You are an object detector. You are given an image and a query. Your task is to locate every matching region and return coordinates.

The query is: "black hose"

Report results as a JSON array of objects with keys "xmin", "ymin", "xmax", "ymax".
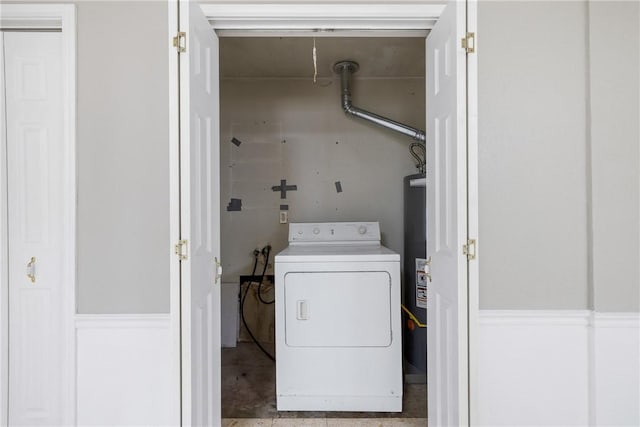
[
  {"xmin": 240, "ymin": 248, "xmax": 275, "ymax": 362},
  {"xmin": 256, "ymin": 246, "xmax": 275, "ymax": 305}
]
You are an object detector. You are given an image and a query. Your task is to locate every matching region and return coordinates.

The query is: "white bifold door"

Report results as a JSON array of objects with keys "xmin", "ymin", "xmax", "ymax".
[
  {"xmin": 173, "ymin": 1, "xmax": 475, "ymax": 425},
  {"xmin": 426, "ymin": 1, "xmax": 474, "ymax": 426},
  {"xmin": 2, "ymin": 31, "xmax": 70, "ymax": 426},
  {"xmin": 177, "ymin": 1, "xmax": 222, "ymax": 425}
]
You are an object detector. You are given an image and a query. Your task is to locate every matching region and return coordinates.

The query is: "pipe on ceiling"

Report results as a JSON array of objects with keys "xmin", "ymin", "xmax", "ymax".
[{"xmin": 333, "ymin": 60, "xmax": 426, "ymax": 143}]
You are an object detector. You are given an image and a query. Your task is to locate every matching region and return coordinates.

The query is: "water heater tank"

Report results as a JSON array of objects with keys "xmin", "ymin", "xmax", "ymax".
[{"xmin": 403, "ymin": 173, "xmax": 427, "ymax": 374}]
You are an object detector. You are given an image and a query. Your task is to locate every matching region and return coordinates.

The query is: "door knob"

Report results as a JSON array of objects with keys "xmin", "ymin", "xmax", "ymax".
[
  {"xmin": 214, "ymin": 257, "xmax": 222, "ymax": 284},
  {"xmin": 26, "ymin": 257, "xmax": 36, "ymax": 283}
]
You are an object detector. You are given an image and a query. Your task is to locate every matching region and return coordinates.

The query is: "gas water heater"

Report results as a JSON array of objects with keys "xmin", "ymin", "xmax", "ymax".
[{"xmin": 403, "ymin": 173, "xmax": 427, "ymax": 374}]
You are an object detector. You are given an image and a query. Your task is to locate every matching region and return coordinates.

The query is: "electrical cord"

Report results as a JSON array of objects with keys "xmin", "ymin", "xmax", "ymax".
[{"xmin": 240, "ymin": 247, "xmax": 275, "ymax": 362}]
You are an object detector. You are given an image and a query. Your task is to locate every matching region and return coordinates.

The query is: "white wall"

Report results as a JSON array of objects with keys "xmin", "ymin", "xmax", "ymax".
[
  {"xmin": 478, "ymin": 1, "xmax": 589, "ymax": 309},
  {"xmin": 76, "ymin": 1, "xmax": 170, "ymax": 313},
  {"xmin": 588, "ymin": 1, "xmax": 640, "ymax": 312},
  {"xmin": 220, "ymin": 77, "xmax": 424, "ymax": 280}
]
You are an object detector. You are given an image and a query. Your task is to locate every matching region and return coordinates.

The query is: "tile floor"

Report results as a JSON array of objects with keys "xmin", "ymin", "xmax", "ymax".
[
  {"xmin": 222, "ymin": 418, "xmax": 427, "ymax": 426},
  {"xmin": 222, "ymin": 343, "xmax": 427, "ymax": 426}
]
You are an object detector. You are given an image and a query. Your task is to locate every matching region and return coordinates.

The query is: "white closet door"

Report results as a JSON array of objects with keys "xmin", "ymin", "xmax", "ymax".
[
  {"xmin": 178, "ymin": 1, "xmax": 222, "ymax": 425},
  {"xmin": 426, "ymin": 1, "xmax": 470, "ymax": 425},
  {"xmin": 4, "ymin": 32, "xmax": 66, "ymax": 426}
]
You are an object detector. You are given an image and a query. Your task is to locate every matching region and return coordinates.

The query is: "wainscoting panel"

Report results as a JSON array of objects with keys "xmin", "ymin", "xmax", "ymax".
[
  {"xmin": 73, "ymin": 311, "xmax": 639, "ymax": 426},
  {"xmin": 592, "ymin": 313, "xmax": 640, "ymax": 426},
  {"xmin": 75, "ymin": 314, "xmax": 174, "ymax": 426},
  {"xmin": 477, "ymin": 310, "xmax": 591, "ymax": 426},
  {"xmin": 476, "ymin": 310, "xmax": 639, "ymax": 426}
]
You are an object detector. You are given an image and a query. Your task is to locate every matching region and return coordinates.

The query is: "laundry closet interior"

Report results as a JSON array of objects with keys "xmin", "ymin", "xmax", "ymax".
[{"xmin": 217, "ymin": 33, "xmax": 429, "ymax": 419}]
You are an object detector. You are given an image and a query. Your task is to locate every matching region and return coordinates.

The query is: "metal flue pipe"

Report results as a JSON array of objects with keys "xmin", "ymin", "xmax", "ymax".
[{"xmin": 333, "ymin": 60, "xmax": 426, "ymax": 143}]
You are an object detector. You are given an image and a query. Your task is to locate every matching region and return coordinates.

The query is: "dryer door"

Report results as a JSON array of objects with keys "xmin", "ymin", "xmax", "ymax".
[{"xmin": 284, "ymin": 271, "xmax": 392, "ymax": 347}]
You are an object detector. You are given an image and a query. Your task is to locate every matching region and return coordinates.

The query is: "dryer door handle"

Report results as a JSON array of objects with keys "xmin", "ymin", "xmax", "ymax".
[{"xmin": 296, "ymin": 300, "xmax": 309, "ymax": 320}]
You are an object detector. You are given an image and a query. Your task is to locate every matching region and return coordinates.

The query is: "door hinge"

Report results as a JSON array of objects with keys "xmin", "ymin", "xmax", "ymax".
[
  {"xmin": 461, "ymin": 32, "xmax": 475, "ymax": 53},
  {"xmin": 463, "ymin": 239, "xmax": 477, "ymax": 261},
  {"xmin": 175, "ymin": 239, "xmax": 188, "ymax": 260},
  {"xmin": 173, "ymin": 31, "xmax": 186, "ymax": 53}
]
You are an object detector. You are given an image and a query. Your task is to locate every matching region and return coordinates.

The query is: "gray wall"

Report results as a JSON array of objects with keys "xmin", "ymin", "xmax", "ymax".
[
  {"xmin": 220, "ymin": 77, "xmax": 424, "ymax": 281},
  {"xmin": 76, "ymin": 1, "xmax": 170, "ymax": 313},
  {"xmin": 14, "ymin": 1, "xmax": 637, "ymax": 313},
  {"xmin": 478, "ymin": 1, "xmax": 589, "ymax": 309},
  {"xmin": 588, "ymin": 1, "xmax": 640, "ymax": 312},
  {"xmin": 478, "ymin": 1, "xmax": 639, "ymax": 311}
]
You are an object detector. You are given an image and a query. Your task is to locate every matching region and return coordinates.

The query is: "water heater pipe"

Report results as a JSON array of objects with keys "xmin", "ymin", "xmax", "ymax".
[{"xmin": 333, "ymin": 60, "xmax": 426, "ymax": 143}]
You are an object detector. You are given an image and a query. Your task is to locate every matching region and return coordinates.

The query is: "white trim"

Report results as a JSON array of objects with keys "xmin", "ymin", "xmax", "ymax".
[
  {"xmin": 0, "ymin": 4, "xmax": 67, "ymax": 29},
  {"xmin": 466, "ymin": 0, "xmax": 479, "ymax": 425},
  {"xmin": 60, "ymin": 7, "xmax": 77, "ymax": 426},
  {"xmin": 167, "ymin": 2, "xmax": 182, "ymax": 427},
  {"xmin": 591, "ymin": 312, "xmax": 640, "ymax": 427},
  {"xmin": 479, "ymin": 309, "xmax": 592, "ymax": 325},
  {"xmin": 0, "ymin": 5, "xmax": 76, "ymax": 426},
  {"xmin": 215, "ymin": 29, "xmax": 429, "ymax": 37},
  {"xmin": 0, "ymin": 30, "xmax": 7, "ymax": 427},
  {"xmin": 169, "ymin": 4, "xmax": 481, "ymax": 426},
  {"xmin": 477, "ymin": 310, "xmax": 640, "ymax": 427},
  {"xmin": 75, "ymin": 314, "xmax": 171, "ymax": 329},
  {"xmin": 202, "ymin": 3, "xmax": 445, "ymax": 30},
  {"xmin": 592, "ymin": 312, "xmax": 640, "ymax": 328}
]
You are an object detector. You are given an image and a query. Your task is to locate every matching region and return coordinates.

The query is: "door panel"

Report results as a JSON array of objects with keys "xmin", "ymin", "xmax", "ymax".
[
  {"xmin": 4, "ymin": 32, "xmax": 65, "ymax": 426},
  {"xmin": 426, "ymin": 1, "xmax": 469, "ymax": 425},
  {"xmin": 178, "ymin": 1, "xmax": 221, "ymax": 425}
]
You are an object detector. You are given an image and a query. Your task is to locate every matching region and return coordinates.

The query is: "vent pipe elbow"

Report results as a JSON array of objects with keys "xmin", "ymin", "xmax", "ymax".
[{"xmin": 333, "ymin": 60, "xmax": 426, "ymax": 143}]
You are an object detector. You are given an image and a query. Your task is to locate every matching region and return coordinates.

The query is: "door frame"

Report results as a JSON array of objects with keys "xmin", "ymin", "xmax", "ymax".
[
  {"xmin": 168, "ymin": 1, "xmax": 478, "ymax": 423},
  {"xmin": 0, "ymin": 4, "xmax": 77, "ymax": 425}
]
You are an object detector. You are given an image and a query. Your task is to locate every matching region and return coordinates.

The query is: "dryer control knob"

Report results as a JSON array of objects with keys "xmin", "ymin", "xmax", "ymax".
[
  {"xmin": 313, "ymin": 227, "xmax": 320, "ymax": 235},
  {"xmin": 358, "ymin": 225, "xmax": 367, "ymax": 235}
]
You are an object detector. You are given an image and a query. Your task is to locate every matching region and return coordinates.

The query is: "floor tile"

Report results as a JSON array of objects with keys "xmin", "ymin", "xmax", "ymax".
[
  {"xmin": 327, "ymin": 418, "xmax": 427, "ymax": 427},
  {"xmin": 272, "ymin": 418, "xmax": 328, "ymax": 426},
  {"xmin": 222, "ymin": 418, "xmax": 273, "ymax": 427},
  {"xmin": 222, "ymin": 343, "xmax": 427, "ymax": 420},
  {"xmin": 386, "ymin": 419, "xmax": 428, "ymax": 427}
]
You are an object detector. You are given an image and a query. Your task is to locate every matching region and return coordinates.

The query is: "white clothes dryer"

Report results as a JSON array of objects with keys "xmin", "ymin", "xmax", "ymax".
[{"xmin": 275, "ymin": 222, "xmax": 402, "ymax": 412}]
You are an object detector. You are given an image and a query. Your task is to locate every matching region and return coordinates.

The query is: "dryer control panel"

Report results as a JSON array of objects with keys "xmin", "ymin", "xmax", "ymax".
[{"xmin": 288, "ymin": 222, "xmax": 381, "ymax": 244}]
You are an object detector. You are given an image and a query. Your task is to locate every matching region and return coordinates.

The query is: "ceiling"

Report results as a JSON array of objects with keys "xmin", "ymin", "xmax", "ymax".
[{"xmin": 219, "ymin": 37, "xmax": 425, "ymax": 79}]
